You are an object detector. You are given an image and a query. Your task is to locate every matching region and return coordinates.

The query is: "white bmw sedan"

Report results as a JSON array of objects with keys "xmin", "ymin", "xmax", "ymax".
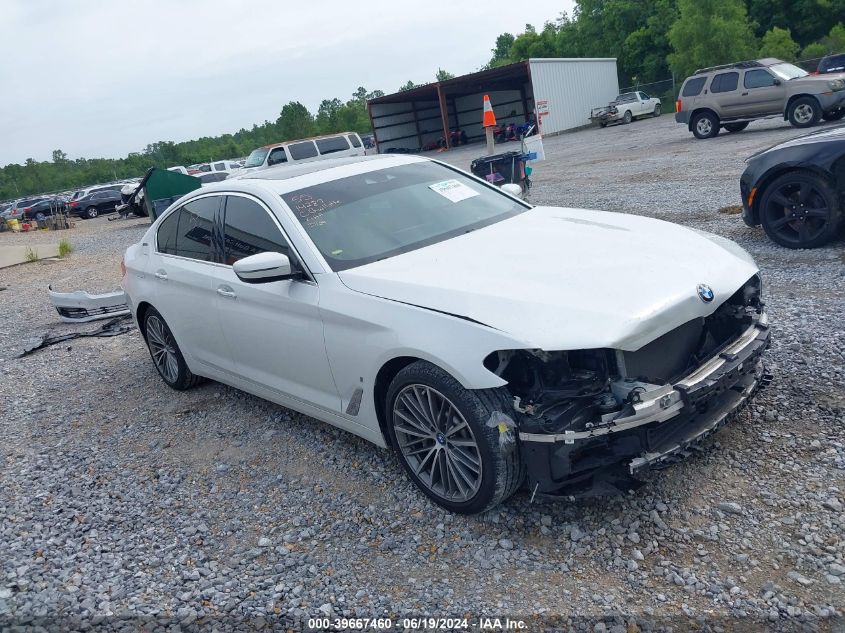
[{"xmin": 122, "ymin": 155, "xmax": 770, "ymax": 514}]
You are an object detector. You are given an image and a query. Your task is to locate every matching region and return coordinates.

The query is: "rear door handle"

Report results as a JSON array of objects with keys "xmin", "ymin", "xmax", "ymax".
[
  {"xmin": 216, "ymin": 286, "xmax": 236, "ymax": 299},
  {"xmin": 741, "ymin": 92, "xmax": 748, "ymax": 96},
  {"xmin": 154, "ymin": 270, "xmax": 168, "ymax": 281}
]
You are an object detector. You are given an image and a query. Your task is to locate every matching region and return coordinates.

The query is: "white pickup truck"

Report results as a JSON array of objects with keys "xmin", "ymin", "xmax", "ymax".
[{"xmin": 590, "ymin": 91, "xmax": 662, "ymax": 127}]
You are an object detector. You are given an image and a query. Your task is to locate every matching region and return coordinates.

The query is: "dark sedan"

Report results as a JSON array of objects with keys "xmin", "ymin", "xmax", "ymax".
[
  {"xmin": 67, "ymin": 189, "xmax": 122, "ymax": 219},
  {"xmin": 23, "ymin": 197, "xmax": 67, "ymax": 220},
  {"xmin": 740, "ymin": 126, "xmax": 845, "ymax": 248}
]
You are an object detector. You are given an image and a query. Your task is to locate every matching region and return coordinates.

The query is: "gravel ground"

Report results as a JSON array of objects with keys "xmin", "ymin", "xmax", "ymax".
[{"xmin": 1, "ymin": 115, "xmax": 843, "ymax": 632}]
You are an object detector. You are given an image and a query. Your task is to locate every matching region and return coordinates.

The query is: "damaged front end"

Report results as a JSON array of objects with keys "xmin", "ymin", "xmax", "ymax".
[{"xmin": 486, "ymin": 275, "xmax": 771, "ymax": 497}]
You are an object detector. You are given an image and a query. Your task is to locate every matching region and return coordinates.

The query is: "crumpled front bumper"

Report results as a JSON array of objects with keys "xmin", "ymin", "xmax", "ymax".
[
  {"xmin": 518, "ymin": 313, "xmax": 771, "ymax": 496},
  {"xmin": 48, "ymin": 285, "xmax": 130, "ymax": 322}
]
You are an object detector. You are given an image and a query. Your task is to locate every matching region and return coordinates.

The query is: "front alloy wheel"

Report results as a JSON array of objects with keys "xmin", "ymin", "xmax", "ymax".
[
  {"xmin": 759, "ymin": 171, "xmax": 841, "ymax": 248},
  {"xmin": 386, "ymin": 361, "xmax": 523, "ymax": 514},
  {"xmin": 393, "ymin": 384, "xmax": 483, "ymax": 503},
  {"xmin": 86, "ymin": 206, "xmax": 98, "ymax": 219},
  {"xmin": 788, "ymin": 97, "xmax": 821, "ymax": 128}
]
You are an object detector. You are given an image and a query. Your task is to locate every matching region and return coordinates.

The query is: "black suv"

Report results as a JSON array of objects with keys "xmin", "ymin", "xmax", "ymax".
[{"xmin": 818, "ymin": 54, "xmax": 845, "ymax": 75}]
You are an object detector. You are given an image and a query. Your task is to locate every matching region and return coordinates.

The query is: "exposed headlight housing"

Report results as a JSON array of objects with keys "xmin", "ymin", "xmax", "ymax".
[{"xmin": 827, "ymin": 78, "xmax": 845, "ymax": 91}]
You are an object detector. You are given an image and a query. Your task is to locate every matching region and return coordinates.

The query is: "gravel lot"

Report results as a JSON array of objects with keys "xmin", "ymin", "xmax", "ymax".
[{"xmin": 1, "ymin": 115, "xmax": 843, "ymax": 632}]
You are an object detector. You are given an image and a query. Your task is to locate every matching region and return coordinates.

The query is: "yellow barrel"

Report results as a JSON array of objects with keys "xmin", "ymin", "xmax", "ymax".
[{"xmin": 6, "ymin": 219, "xmax": 20, "ymax": 232}]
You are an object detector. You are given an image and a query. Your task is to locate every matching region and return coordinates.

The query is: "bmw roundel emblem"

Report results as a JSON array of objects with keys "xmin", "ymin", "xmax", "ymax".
[{"xmin": 697, "ymin": 284, "xmax": 715, "ymax": 303}]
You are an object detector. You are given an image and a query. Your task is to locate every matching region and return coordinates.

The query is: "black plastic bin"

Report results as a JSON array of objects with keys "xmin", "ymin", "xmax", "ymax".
[{"xmin": 470, "ymin": 151, "xmax": 528, "ymax": 189}]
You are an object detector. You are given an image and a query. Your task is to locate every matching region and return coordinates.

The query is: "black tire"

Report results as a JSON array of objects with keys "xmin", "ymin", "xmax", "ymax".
[
  {"xmin": 822, "ymin": 109, "xmax": 845, "ymax": 122},
  {"xmin": 85, "ymin": 206, "xmax": 98, "ymax": 219},
  {"xmin": 623, "ymin": 110, "xmax": 633, "ymax": 124},
  {"xmin": 724, "ymin": 122, "xmax": 749, "ymax": 133},
  {"xmin": 599, "ymin": 121, "xmax": 607, "ymax": 128},
  {"xmin": 692, "ymin": 111, "xmax": 719, "ymax": 139},
  {"xmin": 653, "ymin": 104, "xmax": 662, "ymax": 117},
  {"xmin": 759, "ymin": 171, "xmax": 842, "ymax": 249},
  {"xmin": 385, "ymin": 360, "xmax": 523, "ymax": 514},
  {"xmin": 142, "ymin": 307, "xmax": 204, "ymax": 390},
  {"xmin": 788, "ymin": 96, "xmax": 821, "ymax": 128}
]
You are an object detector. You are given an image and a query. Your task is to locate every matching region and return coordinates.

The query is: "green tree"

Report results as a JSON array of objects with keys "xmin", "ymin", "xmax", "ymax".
[
  {"xmin": 277, "ymin": 101, "xmax": 314, "ymax": 140},
  {"xmin": 398, "ymin": 80, "xmax": 417, "ymax": 92},
  {"xmin": 802, "ymin": 42, "xmax": 829, "ymax": 58},
  {"xmin": 435, "ymin": 68, "xmax": 455, "ymax": 81},
  {"xmin": 51, "ymin": 149, "xmax": 68, "ymax": 164},
  {"xmin": 759, "ymin": 26, "xmax": 800, "ymax": 61},
  {"xmin": 668, "ymin": 0, "xmax": 758, "ymax": 79},
  {"xmin": 488, "ymin": 32, "xmax": 516, "ymax": 67},
  {"xmin": 829, "ymin": 22, "xmax": 845, "ymax": 52}
]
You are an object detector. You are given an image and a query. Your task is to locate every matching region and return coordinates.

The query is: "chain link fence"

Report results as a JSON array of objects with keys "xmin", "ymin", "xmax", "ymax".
[{"xmin": 619, "ymin": 53, "xmax": 838, "ymax": 113}]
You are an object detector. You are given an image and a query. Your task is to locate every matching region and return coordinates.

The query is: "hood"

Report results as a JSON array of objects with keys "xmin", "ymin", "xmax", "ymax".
[
  {"xmin": 338, "ymin": 207, "xmax": 759, "ymax": 352},
  {"xmin": 748, "ymin": 124, "xmax": 845, "ymax": 161}
]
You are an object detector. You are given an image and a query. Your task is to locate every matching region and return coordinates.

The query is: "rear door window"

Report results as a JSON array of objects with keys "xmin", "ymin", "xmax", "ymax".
[
  {"xmin": 710, "ymin": 72, "xmax": 739, "ymax": 93},
  {"xmin": 157, "ymin": 196, "xmax": 220, "ymax": 261},
  {"xmin": 222, "ymin": 196, "xmax": 290, "ymax": 265},
  {"xmin": 157, "ymin": 209, "xmax": 181, "ymax": 255},
  {"xmin": 316, "ymin": 136, "xmax": 350, "ymax": 155},
  {"xmin": 744, "ymin": 69, "xmax": 776, "ymax": 89},
  {"xmin": 288, "ymin": 141, "xmax": 318, "ymax": 160},
  {"xmin": 347, "ymin": 134, "xmax": 362, "ymax": 148}
]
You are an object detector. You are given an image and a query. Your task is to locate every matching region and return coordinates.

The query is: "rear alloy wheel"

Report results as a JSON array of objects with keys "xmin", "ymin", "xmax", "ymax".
[
  {"xmin": 759, "ymin": 171, "xmax": 841, "ymax": 248},
  {"xmin": 724, "ymin": 122, "xmax": 749, "ymax": 133},
  {"xmin": 692, "ymin": 112, "xmax": 719, "ymax": 139},
  {"xmin": 143, "ymin": 308, "xmax": 204, "ymax": 390},
  {"xmin": 822, "ymin": 109, "xmax": 845, "ymax": 122},
  {"xmin": 623, "ymin": 110, "xmax": 633, "ymax": 124},
  {"xmin": 386, "ymin": 361, "xmax": 523, "ymax": 514},
  {"xmin": 85, "ymin": 206, "xmax": 98, "ymax": 219},
  {"xmin": 653, "ymin": 104, "xmax": 662, "ymax": 117},
  {"xmin": 788, "ymin": 97, "xmax": 821, "ymax": 128}
]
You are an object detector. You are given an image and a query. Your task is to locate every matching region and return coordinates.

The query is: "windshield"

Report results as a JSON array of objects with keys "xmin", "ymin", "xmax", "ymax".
[
  {"xmin": 281, "ymin": 161, "xmax": 528, "ymax": 272},
  {"xmin": 244, "ymin": 148, "xmax": 270, "ymax": 168},
  {"xmin": 769, "ymin": 62, "xmax": 808, "ymax": 81}
]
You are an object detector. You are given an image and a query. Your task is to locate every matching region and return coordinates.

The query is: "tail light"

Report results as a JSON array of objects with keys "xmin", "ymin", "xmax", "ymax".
[
  {"xmin": 120, "ymin": 256, "xmax": 126, "ymax": 278},
  {"xmin": 69, "ymin": 201, "xmax": 77, "ymax": 207},
  {"xmin": 23, "ymin": 207, "xmax": 31, "ymax": 212},
  {"xmin": 676, "ymin": 99, "xmax": 683, "ymax": 112}
]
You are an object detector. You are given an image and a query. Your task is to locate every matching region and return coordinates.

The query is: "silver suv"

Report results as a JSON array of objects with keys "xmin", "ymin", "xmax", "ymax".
[{"xmin": 675, "ymin": 58, "xmax": 845, "ymax": 139}]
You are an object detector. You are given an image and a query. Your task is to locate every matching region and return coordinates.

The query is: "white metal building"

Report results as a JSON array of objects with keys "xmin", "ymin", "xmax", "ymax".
[{"xmin": 367, "ymin": 58, "xmax": 619, "ymax": 153}]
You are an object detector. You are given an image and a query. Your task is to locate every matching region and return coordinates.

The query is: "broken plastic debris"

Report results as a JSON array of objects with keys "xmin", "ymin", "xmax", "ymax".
[{"xmin": 487, "ymin": 410, "xmax": 517, "ymax": 452}]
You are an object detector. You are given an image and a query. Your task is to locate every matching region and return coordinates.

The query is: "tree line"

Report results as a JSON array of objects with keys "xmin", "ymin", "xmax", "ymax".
[
  {"xmin": 0, "ymin": 87, "xmax": 387, "ymax": 202},
  {"xmin": 487, "ymin": 0, "xmax": 845, "ymax": 87},
  {"xmin": 4, "ymin": 0, "xmax": 844, "ymax": 201}
]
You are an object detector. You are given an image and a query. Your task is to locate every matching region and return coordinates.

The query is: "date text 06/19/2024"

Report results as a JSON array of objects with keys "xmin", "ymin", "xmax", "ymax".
[{"xmin": 306, "ymin": 617, "xmax": 528, "ymax": 630}]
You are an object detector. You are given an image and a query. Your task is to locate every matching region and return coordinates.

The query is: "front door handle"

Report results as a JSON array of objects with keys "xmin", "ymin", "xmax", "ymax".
[
  {"xmin": 154, "ymin": 270, "xmax": 168, "ymax": 281},
  {"xmin": 741, "ymin": 92, "xmax": 748, "ymax": 96},
  {"xmin": 216, "ymin": 286, "xmax": 237, "ymax": 299}
]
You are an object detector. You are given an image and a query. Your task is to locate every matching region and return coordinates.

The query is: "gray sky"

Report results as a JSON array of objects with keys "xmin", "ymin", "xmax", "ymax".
[{"xmin": 0, "ymin": 0, "xmax": 574, "ymax": 165}]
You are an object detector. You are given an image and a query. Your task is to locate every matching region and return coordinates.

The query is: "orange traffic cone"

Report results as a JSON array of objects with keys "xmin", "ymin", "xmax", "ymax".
[{"xmin": 482, "ymin": 95, "xmax": 496, "ymax": 127}]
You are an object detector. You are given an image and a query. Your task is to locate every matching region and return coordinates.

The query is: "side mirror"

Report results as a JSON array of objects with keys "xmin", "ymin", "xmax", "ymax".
[
  {"xmin": 773, "ymin": 79, "xmax": 781, "ymax": 86},
  {"xmin": 233, "ymin": 252, "xmax": 294, "ymax": 283}
]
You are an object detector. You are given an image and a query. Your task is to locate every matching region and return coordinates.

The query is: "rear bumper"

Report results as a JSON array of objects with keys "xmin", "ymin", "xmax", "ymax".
[
  {"xmin": 519, "ymin": 314, "xmax": 771, "ymax": 496},
  {"xmin": 675, "ymin": 111, "xmax": 690, "ymax": 125}
]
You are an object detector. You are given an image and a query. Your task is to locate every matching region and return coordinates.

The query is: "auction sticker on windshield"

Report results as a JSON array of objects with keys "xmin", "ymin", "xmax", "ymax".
[{"xmin": 429, "ymin": 179, "xmax": 480, "ymax": 203}]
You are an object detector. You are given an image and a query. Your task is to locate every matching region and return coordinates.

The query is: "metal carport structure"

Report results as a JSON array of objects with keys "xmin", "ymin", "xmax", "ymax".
[{"xmin": 367, "ymin": 58, "xmax": 618, "ymax": 153}]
